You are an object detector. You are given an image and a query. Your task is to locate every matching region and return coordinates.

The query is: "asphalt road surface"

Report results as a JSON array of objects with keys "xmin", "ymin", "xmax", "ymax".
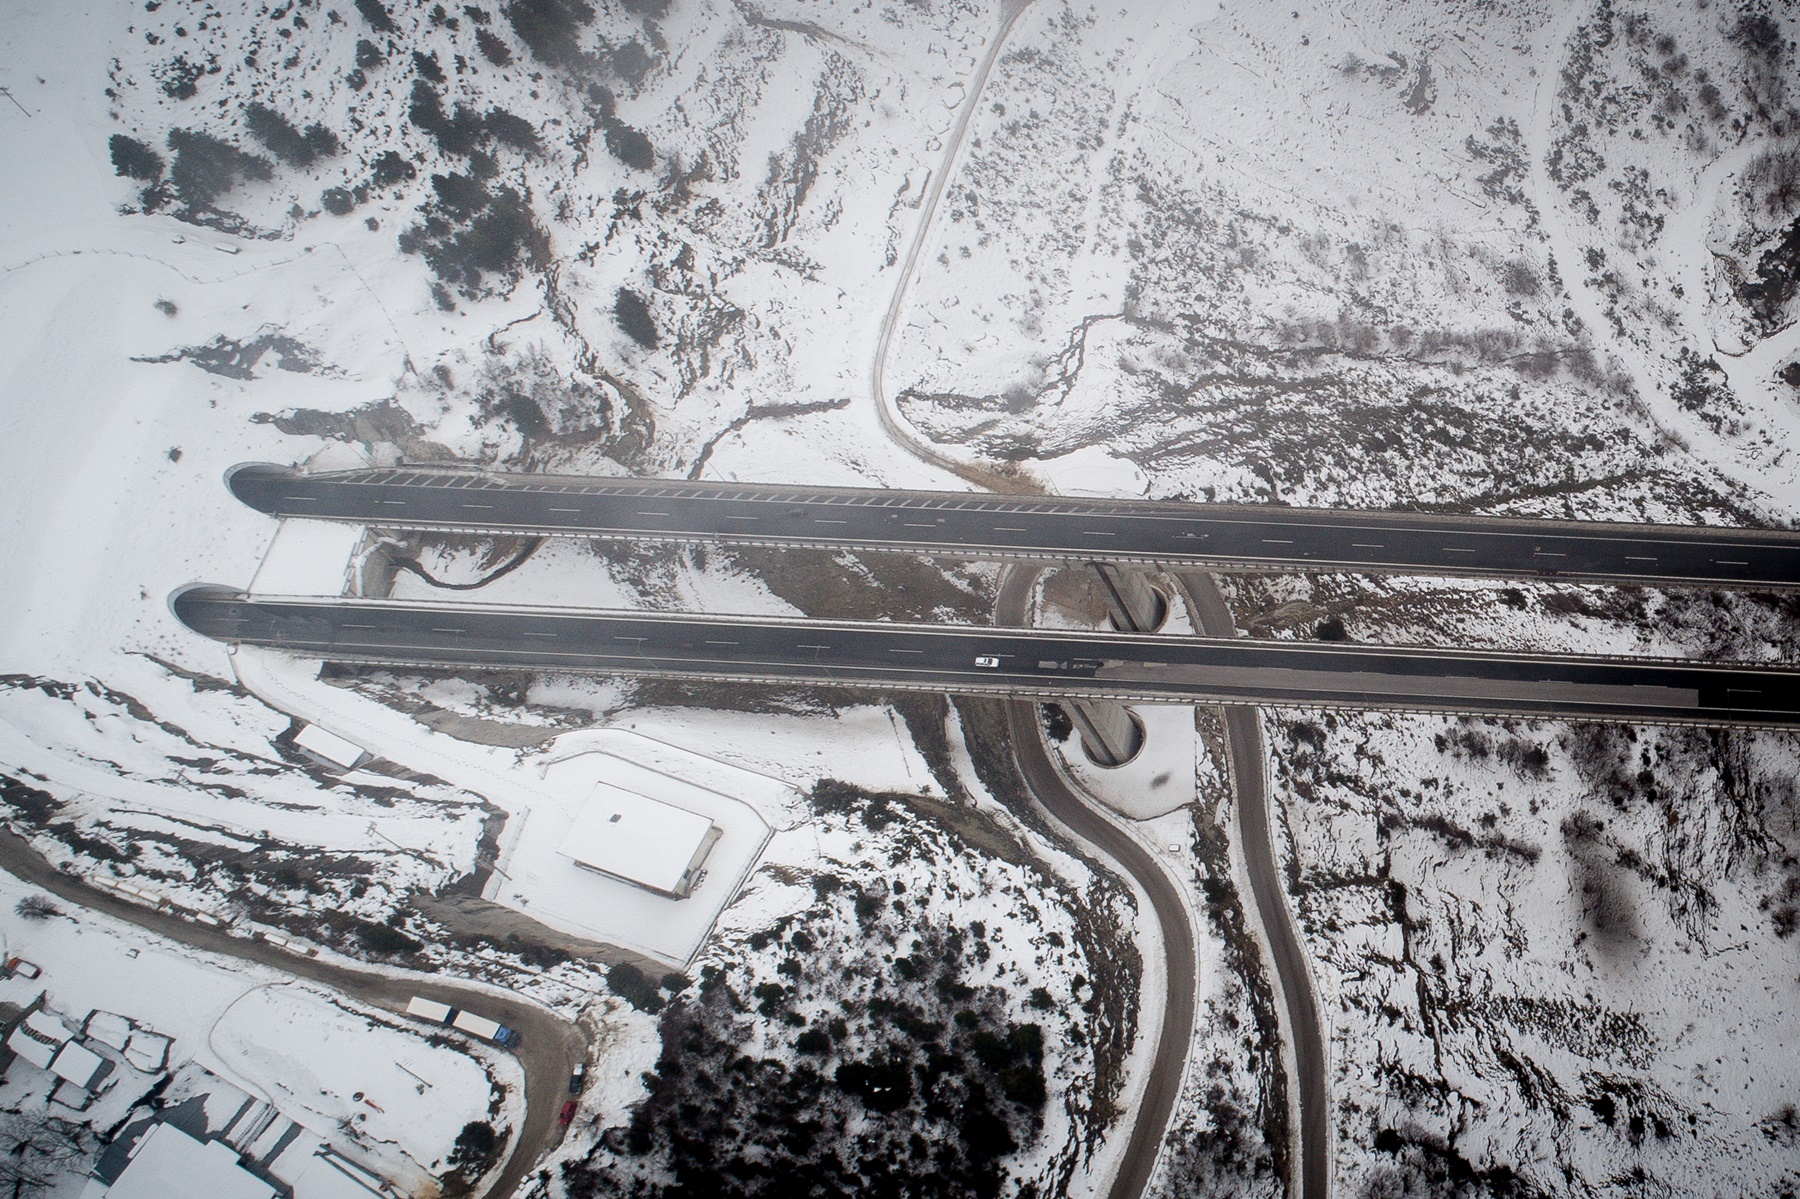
[
  {"xmin": 1177, "ymin": 572, "xmax": 1330, "ymax": 1199},
  {"xmin": 0, "ymin": 829, "xmax": 582, "ymax": 1199},
  {"xmin": 993, "ymin": 567, "xmax": 1195, "ymax": 1199},
  {"xmin": 229, "ymin": 463, "xmax": 1800, "ymax": 589},
  {"xmin": 174, "ymin": 585, "xmax": 1800, "ymax": 726}
]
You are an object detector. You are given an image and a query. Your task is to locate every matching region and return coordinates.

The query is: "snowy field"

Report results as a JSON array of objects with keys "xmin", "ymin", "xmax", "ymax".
[{"xmin": 2, "ymin": 0, "xmax": 1799, "ymax": 1195}]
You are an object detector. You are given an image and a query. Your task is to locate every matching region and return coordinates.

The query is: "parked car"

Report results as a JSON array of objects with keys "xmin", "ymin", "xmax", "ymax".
[
  {"xmin": 569, "ymin": 1063, "xmax": 587, "ymax": 1094},
  {"xmin": 558, "ymin": 1100, "xmax": 578, "ymax": 1126}
]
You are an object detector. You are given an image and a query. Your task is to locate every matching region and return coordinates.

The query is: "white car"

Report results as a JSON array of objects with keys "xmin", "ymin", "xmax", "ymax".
[{"xmin": 973, "ymin": 655, "xmax": 1002, "ymax": 668}]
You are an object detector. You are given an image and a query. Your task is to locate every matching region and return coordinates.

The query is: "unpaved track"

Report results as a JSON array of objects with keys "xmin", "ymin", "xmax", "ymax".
[
  {"xmin": 1175, "ymin": 572, "xmax": 1330, "ymax": 1199},
  {"xmin": 995, "ymin": 566, "xmax": 1196, "ymax": 1199},
  {"xmin": 872, "ymin": 0, "xmax": 1039, "ymax": 479},
  {"xmin": 0, "ymin": 829, "xmax": 582, "ymax": 1199}
]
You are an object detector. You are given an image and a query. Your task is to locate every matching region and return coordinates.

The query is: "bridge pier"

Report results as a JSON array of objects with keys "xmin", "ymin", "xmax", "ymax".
[
  {"xmin": 1090, "ymin": 562, "xmax": 1167, "ymax": 634},
  {"xmin": 1066, "ymin": 700, "xmax": 1145, "ymax": 768}
]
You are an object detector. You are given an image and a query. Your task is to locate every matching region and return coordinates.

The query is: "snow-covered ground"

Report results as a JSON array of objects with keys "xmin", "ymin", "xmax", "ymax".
[{"xmin": 6, "ymin": 0, "xmax": 1800, "ymax": 1194}]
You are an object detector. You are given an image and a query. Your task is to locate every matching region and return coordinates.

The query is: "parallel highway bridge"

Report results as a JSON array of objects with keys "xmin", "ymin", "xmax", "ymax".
[
  {"xmin": 226, "ymin": 463, "xmax": 1800, "ymax": 590},
  {"xmin": 172, "ymin": 586, "xmax": 1800, "ymax": 727}
]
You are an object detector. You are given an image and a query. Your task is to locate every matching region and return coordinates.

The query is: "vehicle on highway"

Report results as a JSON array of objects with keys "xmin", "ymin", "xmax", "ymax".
[
  {"xmin": 973, "ymin": 655, "xmax": 1001, "ymax": 668},
  {"xmin": 406, "ymin": 996, "xmax": 524, "ymax": 1048}
]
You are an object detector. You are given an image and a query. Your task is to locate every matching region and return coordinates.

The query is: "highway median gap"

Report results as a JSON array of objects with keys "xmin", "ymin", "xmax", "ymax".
[{"xmin": 171, "ymin": 585, "xmax": 1800, "ymax": 727}]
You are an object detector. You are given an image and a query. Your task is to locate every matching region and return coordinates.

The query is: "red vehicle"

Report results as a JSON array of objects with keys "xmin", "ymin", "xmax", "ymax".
[{"xmin": 558, "ymin": 1100, "xmax": 577, "ymax": 1126}]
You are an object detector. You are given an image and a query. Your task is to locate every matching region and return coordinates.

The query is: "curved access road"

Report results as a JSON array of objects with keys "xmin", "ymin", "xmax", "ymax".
[
  {"xmin": 1175, "ymin": 572, "xmax": 1330, "ymax": 1199},
  {"xmin": 227, "ymin": 463, "xmax": 1800, "ymax": 591},
  {"xmin": 993, "ymin": 565, "xmax": 1194, "ymax": 1199},
  {"xmin": 0, "ymin": 828, "xmax": 581, "ymax": 1199}
]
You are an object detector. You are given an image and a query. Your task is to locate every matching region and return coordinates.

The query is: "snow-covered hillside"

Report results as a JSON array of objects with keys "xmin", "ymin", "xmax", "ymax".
[{"xmin": 5, "ymin": 0, "xmax": 1800, "ymax": 1196}]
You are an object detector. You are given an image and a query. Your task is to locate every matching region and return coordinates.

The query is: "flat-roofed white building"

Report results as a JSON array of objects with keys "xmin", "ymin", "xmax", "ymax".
[
  {"xmin": 556, "ymin": 781, "xmax": 722, "ymax": 898},
  {"xmin": 103, "ymin": 1123, "xmax": 276, "ymax": 1199},
  {"xmin": 292, "ymin": 723, "xmax": 369, "ymax": 771}
]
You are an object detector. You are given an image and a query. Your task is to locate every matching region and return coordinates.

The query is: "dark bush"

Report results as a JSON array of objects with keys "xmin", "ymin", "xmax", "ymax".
[
  {"xmin": 244, "ymin": 103, "xmax": 339, "ymax": 167},
  {"xmin": 354, "ymin": 0, "xmax": 396, "ymax": 32},
  {"xmin": 431, "ymin": 171, "xmax": 491, "ymax": 215},
  {"xmin": 476, "ymin": 27, "xmax": 513, "ymax": 65},
  {"xmin": 613, "ymin": 287, "xmax": 658, "ymax": 348},
  {"xmin": 607, "ymin": 962, "xmax": 666, "ymax": 1012},
  {"xmin": 370, "ymin": 149, "xmax": 416, "ymax": 187},
  {"xmin": 1, "ymin": 775, "xmax": 61, "ymax": 826},
  {"xmin": 110, "ymin": 134, "xmax": 164, "ymax": 181},
  {"xmin": 355, "ymin": 38, "xmax": 385, "ymax": 69},
  {"xmin": 506, "ymin": 0, "xmax": 596, "ymax": 70},
  {"xmin": 971, "ymin": 1023, "xmax": 1046, "ymax": 1109},
  {"xmin": 1314, "ymin": 616, "xmax": 1347, "ymax": 641},
  {"xmin": 412, "ymin": 50, "xmax": 446, "ymax": 83},
  {"xmin": 321, "ymin": 187, "xmax": 355, "ymax": 215},
  {"xmin": 449, "ymin": 1121, "xmax": 498, "ymax": 1168},
  {"xmin": 603, "ymin": 118, "xmax": 654, "ymax": 170},
  {"xmin": 484, "ymin": 108, "xmax": 540, "ymax": 153},
  {"xmin": 409, "ymin": 81, "xmax": 486, "ymax": 157},
  {"xmin": 794, "ymin": 1026, "xmax": 831, "ymax": 1055},
  {"xmin": 351, "ymin": 916, "xmax": 421, "ymax": 955},
  {"xmin": 403, "ymin": 184, "xmax": 542, "ymax": 291},
  {"xmin": 165, "ymin": 128, "xmax": 271, "ymax": 207},
  {"xmin": 835, "ymin": 1057, "xmax": 913, "ymax": 1113},
  {"xmin": 1041, "ymin": 702, "xmax": 1072, "ymax": 742}
]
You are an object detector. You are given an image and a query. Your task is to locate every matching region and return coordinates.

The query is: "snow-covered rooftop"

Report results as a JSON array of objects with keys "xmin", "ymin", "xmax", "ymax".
[
  {"xmin": 107, "ymin": 1123, "xmax": 275, "ymax": 1199},
  {"xmin": 557, "ymin": 781, "xmax": 721, "ymax": 899},
  {"xmin": 7, "ymin": 1009, "xmax": 72, "ymax": 1069},
  {"xmin": 292, "ymin": 723, "xmax": 368, "ymax": 771},
  {"xmin": 49, "ymin": 1040, "xmax": 108, "ymax": 1090}
]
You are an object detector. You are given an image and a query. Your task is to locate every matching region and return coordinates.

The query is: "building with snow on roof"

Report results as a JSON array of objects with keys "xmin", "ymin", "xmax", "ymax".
[{"xmin": 556, "ymin": 780, "xmax": 722, "ymax": 899}]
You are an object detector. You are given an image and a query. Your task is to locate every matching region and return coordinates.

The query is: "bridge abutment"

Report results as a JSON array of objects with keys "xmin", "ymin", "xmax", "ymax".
[{"xmin": 1090, "ymin": 562, "xmax": 1167, "ymax": 634}]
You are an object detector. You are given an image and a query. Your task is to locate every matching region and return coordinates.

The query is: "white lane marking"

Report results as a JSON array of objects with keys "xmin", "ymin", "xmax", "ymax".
[{"xmin": 1352, "ymin": 543, "xmax": 1384, "ymax": 549}]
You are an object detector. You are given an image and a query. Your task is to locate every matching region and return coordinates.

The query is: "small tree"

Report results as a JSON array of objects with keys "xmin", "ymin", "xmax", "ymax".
[
  {"xmin": 109, "ymin": 135, "xmax": 164, "ymax": 181},
  {"xmin": 15, "ymin": 895, "xmax": 58, "ymax": 921}
]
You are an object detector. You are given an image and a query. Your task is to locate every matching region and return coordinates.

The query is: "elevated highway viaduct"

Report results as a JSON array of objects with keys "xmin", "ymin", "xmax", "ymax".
[
  {"xmin": 227, "ymin": 462, "xmax": 1800, "ymax": 591},
  {"xmin": 172, "ymin": 586, "xmax": 1800, "ymax": 728}
]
